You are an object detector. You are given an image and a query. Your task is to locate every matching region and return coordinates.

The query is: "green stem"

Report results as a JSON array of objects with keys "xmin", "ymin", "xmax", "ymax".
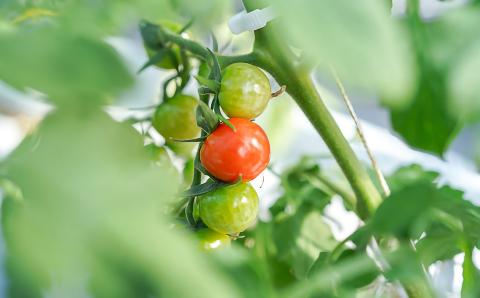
[{"xmin": 241, "ymin": 0, "xmax": 382, "ymax": 219}]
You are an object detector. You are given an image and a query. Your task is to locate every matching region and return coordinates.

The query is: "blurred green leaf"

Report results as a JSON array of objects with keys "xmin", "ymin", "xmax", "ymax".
[
  {"xmin": 449, "ymin": 41, "xmax": 480, "ymax": 122},
  {"xmin": 390, "ymin": 74, "xmax": 459, "ymax": 156},
  {"xmin": 461, "ymin": 241, "xmax": 480, "ymax": 298},
  {"xmin": 386, "ymin": 164, "xmax": 438, "ymax": 192},
  {"xmin": 270, "ymin": 157, "xmax": 335, "ymax": 217},
  {"xmin": 273, "ymin": 208, "xmax": 337, "ymax": 279},
  {"xmin": 272, "ymin": 0, "xmax": 416, "ymax": 104},
  {"xmin": 2, "ymin": 108, "xmax": 239, "ymax": 298},
  {"xmin": 212, "ymin": 246, "xmax": 274, "ymax": 298},
  {"xmin": 0, "ymin": 28, "xmax": 133, "ymax": 106},
  {"xmin": 416, "ymin": 227, "xmax": 461, "ymax": 266},
  {"xmin": 181, "ymin": 179, "xmax": 229, "ymax": 197},
  {"xmin": 371, "ymin": 165, "xmax": 480, "ymax": 247},
  {"xmin": 385, "ymin": 247, "xmax": 435, "ymax": 297},
  {"xmin": 388, "ymin": 7, "xmax": 480, "ymax": 155},
  {"xmin": 370, "ymin": 182, "xmax": 435, "ymax": 237}
]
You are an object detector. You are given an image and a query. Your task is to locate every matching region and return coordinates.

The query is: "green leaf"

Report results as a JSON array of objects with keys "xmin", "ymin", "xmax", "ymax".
[
  {"xmin": 449, "ymin": 41, "xmax": 480, "ymax": 122},
  {"xmin": 172, "ymin": 137, "xmax": 207, "ymax": 143},
  {"xmin": 179, "ymin": 19, "xmax": 194, "ymax": 34},
  {"xmin": 137, "ymin": 49, "xmax": 168, "ymax": 73},
  {"xmin": 386, "ymin": 8, "xmax": 480, "ymax": 155},
  {"xmin": 272, "ymin": 0, "xmax": 416, "ymax": 103},
  {"xmin": 461, "ymin": 241, "xmax": 480, "ymax": 298},
  {"xmin": 207, "ymin": 48, "xmax": 221, "ymax": 82},
  {"xmin": 1, "ymin": 108, "xmax": 239, "ymax": 298},
  {"xmin": 195, "ymin": 75, "xmax": 220, "ymax": 93},
  {"xmin": 181, "ymin": 179, "xmax": 228, "ymax": 198},
  {"xmin": 273, "ymin": 208, "xmax": 337, "ymax": 279},
  {"xmin": 390, "ymin": 74, "xmax": 460, "ymax": 156},
  {"xmin": 270, "ymin": 156, "xmax": 334, "ymax": 216},
  {"xmin": 0, "ymin": 28, "xmax": 133, "ymax": 106},
  {"xmin": 387, "ymin": 164, "xmax": 439, "ymax": 192},
  {"xmin": 217, "ymin": 114, "xmax": 237, "ymax": 132},
  {"xmin": 335, "ymin": 249, "xmax": 380, "ymax": 289},
  {"xmin": 210, "ymin": 31, "xmax": 219, "ymax": 52},
  {"xmin": 195, "ymin": 100, "xmax": 219, "ymax": 134},
  {"xmin": 0, "ymin": 178, "xmax": 23, "ymax": 202},
  {"xmin": 416, "ymin": 228, "xmax": 461, "ymax": 266},
  {"xmin": 370, "ymin": 182, "xmax": 435, "ymax": 237},
  {"xmin": 371, "ymin": 165, "xmax": 480, "ymax": 245}
]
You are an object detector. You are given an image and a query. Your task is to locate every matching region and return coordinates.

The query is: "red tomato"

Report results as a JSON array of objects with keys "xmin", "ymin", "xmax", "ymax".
[{"xmin": 200, "ymin": 118, "xmax": 270, "ymax": 182}]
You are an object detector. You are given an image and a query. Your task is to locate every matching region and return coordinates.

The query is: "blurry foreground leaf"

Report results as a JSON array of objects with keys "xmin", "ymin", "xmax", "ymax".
[
  {"xmin": 2, "ymin": 109, "xmax": 239, "ymax": 298},
  {"xmin": 272, "ymin": 0, "xmax": 415, "ymax": 104},
  {"xmin": 0, "ymin": 28, "xmax": 133, "ymax": 106}
]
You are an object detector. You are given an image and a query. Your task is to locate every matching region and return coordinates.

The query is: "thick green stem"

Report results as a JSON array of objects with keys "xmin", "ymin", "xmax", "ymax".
[{"xmin": 274, "ymin": 67, "xmax": 382, "ymax": 219}]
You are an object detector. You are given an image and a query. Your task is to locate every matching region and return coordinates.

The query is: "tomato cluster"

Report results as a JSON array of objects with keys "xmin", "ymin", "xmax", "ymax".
[
  {"xmin": 143, "ymin": 22, "xmax": 271, "ymax": 250},
  {"xmin": 197, "ymin": 63, "xmax": 271, "ymax": 238}
]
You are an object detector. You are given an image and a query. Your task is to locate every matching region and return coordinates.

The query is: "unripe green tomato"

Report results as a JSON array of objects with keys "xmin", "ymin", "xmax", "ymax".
[
  {"xmin": 196, "ymin": 228, "xmax": 231, "ymax": 251},
  {"xmin": 197, "ymin": 182, "xmax": 259, "ymax": 235},
  {"xmin": 145, "ymin": 143, "xmax": 170, "ymax": 164},
  {"xmin": 165, "ymin": 141, "xmax": 196, "ymax": 158},
  {"xmin": 152, "ymin": 94, "xmax": 200, "ymax": 157},
  {"xmin": 219, "ymin": 63, "xmax": 271, "ymax": 119},
  {"xmin": 144, "ymin": 144, "xmax": 179, "ymax": 177},
  {"xmin": 145, "ymin": 20, "xmax": 189, "ymax": 69}
]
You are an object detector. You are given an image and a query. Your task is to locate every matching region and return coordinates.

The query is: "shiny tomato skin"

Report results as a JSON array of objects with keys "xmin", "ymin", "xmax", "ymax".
[
  {"xmin": 219, "ymin": 63, "xmax": 271, "ymax": 119},
  {"xmin": 196, "ymin": 228, "xmax": 231, "ymax": 251},
  {"xmin": 200, "ymin": 118, "xmax": 270, "ymax": 182},
  {"xmin": 198, "ymin": 182, "xmax": 259, "ymax": 235}
]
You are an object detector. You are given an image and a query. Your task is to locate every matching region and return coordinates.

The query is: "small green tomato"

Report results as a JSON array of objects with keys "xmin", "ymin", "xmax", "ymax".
[
  {"xmin": 197, "ymin": 182, "xmax": 259, "ymax": 235},
  {"xmin": 219, "ymin": 63, "xmax": 271, "ymax": 119},
  {"xmin": 196, "ymin": 229, "xmax": 231, "ymax": 251},
  {"xmin": 152, "ymin": 94, "xmax": 200, "ymax": 157}
]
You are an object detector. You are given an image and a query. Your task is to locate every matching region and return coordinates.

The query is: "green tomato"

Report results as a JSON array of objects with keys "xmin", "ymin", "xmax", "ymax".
[
  {"xmin": 219, "ymin": 63, "xmax": 271, "ymax": 119},
  {"xmin": 197, "ymin": 182, "xmax": 259, "ymax": 235},
  {"xmin": 165, "ymin": 141, "xmax": 196, "ymax": 158},
  {"xmin": 145, "ymin": 143, "xmax": 170, "ymax": 163},
  {"xmin": 152, "ymin": 94, "xmax": 199, "ymax": 139},
  {"xmin": 196, "ymin": 228, "xmax": 231, "ymax": 251},
  {"xmin": 145, "ymin": 20, "xmax": 189, "ymax": 70},
  {"xmin": 152, "ymin": 94, "xmax": 200, "ymax": 157}
]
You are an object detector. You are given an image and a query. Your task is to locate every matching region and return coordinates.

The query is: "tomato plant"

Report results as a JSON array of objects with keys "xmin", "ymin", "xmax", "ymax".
[{"xmin": 1, "ymin": 1, "xmax": 480, "ymax": 298}]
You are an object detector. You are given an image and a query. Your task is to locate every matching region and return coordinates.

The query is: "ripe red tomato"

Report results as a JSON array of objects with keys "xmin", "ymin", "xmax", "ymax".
[{"xmin": 200, "ymin": 118, "xmax": 270, "ymax": 182}]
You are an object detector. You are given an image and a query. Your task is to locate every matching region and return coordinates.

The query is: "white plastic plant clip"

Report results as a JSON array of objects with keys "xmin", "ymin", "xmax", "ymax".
[{"xmin": 228, "ymin": 6, "xmax": 276, "ymax": 35}]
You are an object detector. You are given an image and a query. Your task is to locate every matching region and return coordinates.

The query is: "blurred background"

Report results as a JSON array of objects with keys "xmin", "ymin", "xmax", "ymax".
[{"xmin": 1, "ymin": 0, "xmax": 480, "ymax": 297}]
